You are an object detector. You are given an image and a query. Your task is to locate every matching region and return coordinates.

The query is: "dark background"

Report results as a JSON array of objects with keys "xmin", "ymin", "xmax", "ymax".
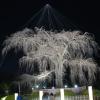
[
  {"xmin": 0, "ymin": 0, "xmax": 100, "ymax": 41},
  {"xmin": 0, "ymin": 0, "xmax": 100, "ymax": 84}
]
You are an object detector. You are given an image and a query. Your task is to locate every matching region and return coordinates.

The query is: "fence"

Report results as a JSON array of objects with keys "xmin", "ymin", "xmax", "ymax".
[
  {"xmin": 64, "ymin": 95, "xmax": 89, "ymax": 100},
  {"xmin": 64, "ymin": 96, "xmax": 100, "ymax": 100},
  {"xmin": 14, "ymin": 86, "xmax": 100, "ymax": 100},
  {"xmin": 61, "ymin": 96, "xmax": 100, "ymax": 100},
  {"xmin": 21, "ymin": 95, "xmax": 100, "ymax": 100},
  {"xmin": 93, "ymin": 96, "xmax": 100, "ymax": 100}
]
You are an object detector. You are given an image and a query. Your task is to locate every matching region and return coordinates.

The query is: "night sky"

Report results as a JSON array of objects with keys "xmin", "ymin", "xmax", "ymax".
[{"xmin": 0, "ymin": 0, "xmax": 100, "ymax": 82}]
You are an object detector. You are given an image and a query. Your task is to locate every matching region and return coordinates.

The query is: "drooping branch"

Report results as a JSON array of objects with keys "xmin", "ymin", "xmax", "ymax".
[{"xmin": 2, "ymin": 28, "xmax": 99, "ymax": 87}]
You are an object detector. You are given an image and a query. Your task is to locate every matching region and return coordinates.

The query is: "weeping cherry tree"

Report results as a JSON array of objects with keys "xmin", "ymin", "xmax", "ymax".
[{"xmin": 2, "ymin": 27, "xmax": 99, "ymax": 87}]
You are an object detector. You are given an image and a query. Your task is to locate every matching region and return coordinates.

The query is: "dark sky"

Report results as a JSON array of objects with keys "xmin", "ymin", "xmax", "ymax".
[
  {"xmin": 0, "ymin": 0, "xmax": 100, "ymax": 42},
  {"xmin": 0, "ymin": 0, "xmax": 100, "ymax": 82}
]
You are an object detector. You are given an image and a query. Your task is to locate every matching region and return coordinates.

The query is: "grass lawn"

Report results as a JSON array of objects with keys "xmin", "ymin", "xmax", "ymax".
[
  {"xmin": 47, "ymin": 89, "xmax": 100, "ymax": 96},
  {"xmin": 4, "ymin": 95, "xmax": 14, "ymax": 100},
  {"xmin": 22, "ymin": 91, "xmax": 39, "ymax": 99},
  {"xmin": 64, "ymin": 90, "xmax": 76, "ymax": 96},
  {"xmin": 3, "ymin": 92, "xmax": 39, "ymax": 100},
  {"xmin": 82, "ymin": 89, "xmax": 100, "ymax": 96}
]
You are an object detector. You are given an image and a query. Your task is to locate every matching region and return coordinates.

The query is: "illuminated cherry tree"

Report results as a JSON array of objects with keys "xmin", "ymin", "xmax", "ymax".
[{"xmin": 2, "ymin": 27, "xmax": 99, "ymax": 87}]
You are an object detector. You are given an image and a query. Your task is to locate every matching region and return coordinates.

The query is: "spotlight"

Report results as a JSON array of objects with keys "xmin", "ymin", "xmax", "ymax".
[
  {"xmin": 74, "ymin": 84, "xmax": 78, "ymax": 88},
  {"xmin": 64, "ymin": 85, "xmax": 68, "ymax": 88},
  {"xmin": 32, "ymin": 87, "xmax": 34, "ymax": 90},
  {"xmin": 52, "ymin": 86, "xmax": 55, "ymax": 89},
  {"xmin": 43, "ymin": 86, "xmax": 46, "ymax": 89},
  {"xmin": 36, "ymin": 85, "xmax": 39, "ymax": 88}
]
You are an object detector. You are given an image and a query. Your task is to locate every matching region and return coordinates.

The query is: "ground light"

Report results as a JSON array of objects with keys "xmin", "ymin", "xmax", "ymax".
[
  {"xmin": 36, "ymin": 85, "xmax": 39, "ymax": 89},
  {"xmin": 64, "ymin": 85, "xmax": 68, "ymax": 88},
  {"xmin": 43, "ymin": 86, "xmax": 46, "ymax": 89},
  {"xmin": 52, "ymin": 86, "xmax": 55, "ymax": 89},
  {"xmin": 74, "ymin": 84, "xmax": 78, "ymax": 88},
  {"xmin": 32, "ymin": 87, "xmax": 34, "ymax": 90}
]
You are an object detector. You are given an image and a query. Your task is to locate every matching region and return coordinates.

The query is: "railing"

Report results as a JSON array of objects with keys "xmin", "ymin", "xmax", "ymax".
[
  {"xmin": 93, "ymin": 96, "xmax": 100, "ymax": 100},
  {"xmin": 64, "ymin": 95, "xmax": 89, "ymax": 100},
  {"xmin": 21, "ymin": 95, "xmax": 100, "ymax": 100},
  {"xmin": 64, "ymin": 96, "xmax": 100, "ymax": 100}
]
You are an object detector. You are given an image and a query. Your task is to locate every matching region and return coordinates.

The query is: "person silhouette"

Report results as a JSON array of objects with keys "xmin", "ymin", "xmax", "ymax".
[
  {"xmin": 50, "ymin": 93, "xmax": 55, "ymax": 100},
  {"xmin": 17, "ymin": 95, "xmax": 22, "ymax": 100}
]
